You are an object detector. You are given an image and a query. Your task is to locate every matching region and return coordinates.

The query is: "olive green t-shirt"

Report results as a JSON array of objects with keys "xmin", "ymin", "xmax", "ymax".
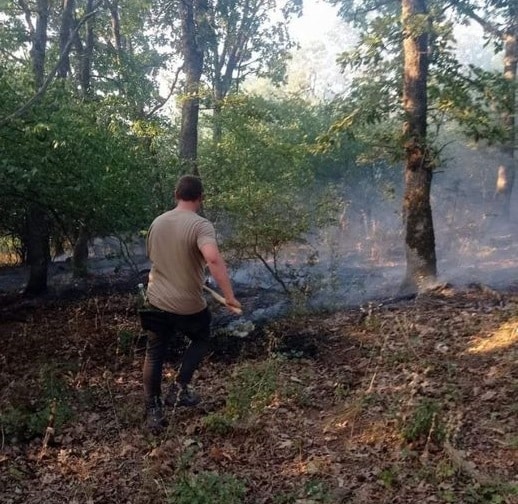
[{"xmin": 146, "ymin": 209, "xmax": 217, "ymax": 315}]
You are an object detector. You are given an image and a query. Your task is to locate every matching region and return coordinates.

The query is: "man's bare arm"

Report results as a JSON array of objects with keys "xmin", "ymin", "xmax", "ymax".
[{"xmin": 199, "ymin": 242, "xmax": 241, "ymax": 310}]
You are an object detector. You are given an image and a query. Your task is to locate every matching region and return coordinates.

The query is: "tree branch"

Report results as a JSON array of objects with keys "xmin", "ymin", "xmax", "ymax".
[
  {"xmin": 455, "ymin": 2, "xmax": 503, "ymax": 39},
  {"xmin": 0, "ymin": 5, "xmax": 101, "ymax": 129},
  {"xmin": 145, "ymin": 64, "xmax": 183, "ymax": 118}
]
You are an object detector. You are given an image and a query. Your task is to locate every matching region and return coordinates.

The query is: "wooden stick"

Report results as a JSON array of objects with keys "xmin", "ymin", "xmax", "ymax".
[{"xmin": 203, "ymin": 285, "xmax": 243, "ymax": 315}]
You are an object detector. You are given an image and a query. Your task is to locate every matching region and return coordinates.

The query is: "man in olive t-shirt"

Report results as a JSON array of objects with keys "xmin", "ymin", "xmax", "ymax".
[{"xmin": 140, "ymin": 175, "xmax": 241, "ymax": 433}]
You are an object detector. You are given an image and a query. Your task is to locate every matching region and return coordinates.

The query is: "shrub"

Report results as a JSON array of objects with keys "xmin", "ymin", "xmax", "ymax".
[{"xmin": 168, "ymin": 471, "xmax": 246, "ymax": 504}]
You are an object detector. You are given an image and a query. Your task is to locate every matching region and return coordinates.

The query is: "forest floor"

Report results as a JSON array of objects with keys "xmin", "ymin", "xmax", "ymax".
[{"xmin": 0, "ymin": 283, "xmax": 517, "ymax": 504}]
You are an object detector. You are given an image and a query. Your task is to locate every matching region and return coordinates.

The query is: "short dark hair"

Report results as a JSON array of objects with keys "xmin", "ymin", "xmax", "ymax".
[{"xmin": 175, "ymin": 175, "xmax": 203, "ymax": 202}]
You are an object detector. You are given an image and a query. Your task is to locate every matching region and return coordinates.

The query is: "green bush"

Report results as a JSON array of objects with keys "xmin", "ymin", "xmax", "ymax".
[
  {"xmin": 0, "ymin": 398, "xmax": 72, "ymax": 441},
  {"xmin": 201, "ymin": 359, "xmax": 280, "ymax": 434},
  {"xmin": 201, "ymin": 413, "xmax": 234, "ymax": 435},
  {"xmin": 402, "ymin": 398, "xmax": 444, "ymax": 444},
  {"xmin": 225, "ymin": 358, "xmax": 279, "ymax": 421},
  {"xmin": 168, "ymin": 471, "xmax": 246, "ymax": 504},
  {"xmin": 0, "ymin": 365, "xmax": 73, "ymax": 441}
]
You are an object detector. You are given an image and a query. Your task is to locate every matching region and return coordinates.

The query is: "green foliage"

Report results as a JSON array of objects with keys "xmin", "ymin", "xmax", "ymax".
[
  {"xmin": 271, "ymin": 479, "xmax": 334, "ymax": 503},
  {"xmin": 205, "ymin": 0, "xmax": 300, "ymax": 99},
  {"xmin": 0, "ymin": 0, "xmax": 176, "ymax": 268},
  {"xmin": 324, "ymin": 0, "xmax": 513, "ymax": 165},
  {"xmin": 201, "ymin": 412, "xmax": 234, "ymax": 435},
  {"xmin": 201, "ymin": 94, "xmax": 339, "ymax": 290},
  {"xmin": 168, "ymin": 471, "xmax": 246, "ymax": 504},
  {"xmin": 225, "ymin": 358, "xmax": 279, "ymax": 421},
  {"xmin": 303, "ymin": 479, "xmax": 333, "ymax": 502},
  {"xmin": 0, "ymin": 83, "xmax": 165, "ymax": 260},
  {"xmin": 379, "ymin": 466, "xmax": 398, "ymax": 488},
  {"xmin": 461, "ymin": 482, "xmax": 518, "ymax": 504},
  {"xmin": 117, "ymin": 329, "xmax": 138, "ymax": 357},
  {"xmin": 0, "ymin": 366, "xmax": 73, "ymax": 441},
  {"xmin": 202, "ymin": 358, "xmax": 279, "ymax": 433},
  {"xmin": 428, "ymin": 36, "xmax": 511, "ymax": 145},
  {"xmin": 401, "ymin": 398, "xmax": 444, "ymax": 444}
]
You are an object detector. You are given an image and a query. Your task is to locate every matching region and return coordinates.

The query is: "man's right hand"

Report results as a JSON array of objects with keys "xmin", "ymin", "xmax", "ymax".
[{"xmin": 225, "ymin": 296, "xmax": 242, "ymax": 315}]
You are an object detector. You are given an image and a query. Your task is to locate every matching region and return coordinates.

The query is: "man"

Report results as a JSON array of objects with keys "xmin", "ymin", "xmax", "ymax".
[{"xmin": 139, "ymin": 175, "xmax": 241, "ymax": 433}]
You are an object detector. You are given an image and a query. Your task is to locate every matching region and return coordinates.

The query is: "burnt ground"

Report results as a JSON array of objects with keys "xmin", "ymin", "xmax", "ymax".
[{"xmin": 0, "ymin": 281, "xmax": 517, "ymax": 504}]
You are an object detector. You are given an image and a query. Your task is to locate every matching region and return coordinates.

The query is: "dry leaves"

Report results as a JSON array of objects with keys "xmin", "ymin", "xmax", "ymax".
[{"xmin": 1, "ymin": 284, "xmax": 517, "ymax": 503}]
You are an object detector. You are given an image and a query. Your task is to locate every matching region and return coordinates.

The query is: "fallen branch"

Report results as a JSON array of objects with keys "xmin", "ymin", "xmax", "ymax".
[
  {"xmin": 444, "ymin": 440, "xmax": 492, "ymax": 485},
  {"xmin": 38, "ymin": 398, "xmax": 57, "ymax": 460}
]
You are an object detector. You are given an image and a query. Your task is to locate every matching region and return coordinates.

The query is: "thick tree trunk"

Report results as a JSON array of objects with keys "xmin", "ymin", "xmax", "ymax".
[
  {"xmin": 25, "ymin": 0, "xmax": 50, "ymax": 296},
  {"xmin": 400, "ymin": 0, "xmax": 436, "ymax": 294},
  {"xmin": 495, "ymin": 26, "xmax": 517, "ymax": 220},
  {"xmin": 179, "ymin": 0, "xmax": 208, "ymax": 175},
  {"xmin": 108, "ymin": 0, "xmax": 123, "ymax": 66},
  {"xmin": 70, "ymin": 0, "xmax": 96, "ymax": 276},
  {"xmin": 57, "ymin": 0, "xmax": 75, "ymax": 78},
  {"xmin": 25, "ymin": 205, "xmax": 50, "ymax": 296},
  {"xmin": 31, "ymin": 0, "xmax": 49, "ymax": 90}
]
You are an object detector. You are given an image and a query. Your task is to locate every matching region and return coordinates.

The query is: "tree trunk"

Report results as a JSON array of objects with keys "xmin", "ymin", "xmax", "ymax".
[
  {"xmin": 25, "ymin": 205, "xmax": 50, "ymax": 296},
  {"xmin": 179, "ymin": 0, "xmax": 208, "ymax": 175},
  {"xmin": 400, "ymin": 0, "xmax": 437, "ymax": 294},
  {"xmin": 25, "ymin": 0, "xmax": 50, "ymax": 296},
  {"xmin": 72, "ymin": 225, "xmax": 90, "ymax": 278},
  {"xmin": 79, "ymin": 0, "xmax": 95, "ymax": 97},
  {"xmin": 71, "ymin": 0, "xmax": 96, "ymax": 276},
  {"xmin": 108, "ymin": 0, "xmax": 123, "ymax": 66},
  {"xmin": 30, "ymin": 0, "xmax": 49, "ymax": 90},
  {"xmin": 494, "ymin": 25, "xmax": 517, "ymax": 220},
  {"xmin": 57, "ymin": 0, "xmax": 75, "ymax": 78}
]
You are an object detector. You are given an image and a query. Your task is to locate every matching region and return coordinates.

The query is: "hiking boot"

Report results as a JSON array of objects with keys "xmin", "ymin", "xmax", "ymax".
[
  {"xmin": 165, "ymin": 383, "xmax": 201, "ymax": 407},
  {"xmin": 144, "ymin": 398, "xmax": 168, "ymax": 434}
]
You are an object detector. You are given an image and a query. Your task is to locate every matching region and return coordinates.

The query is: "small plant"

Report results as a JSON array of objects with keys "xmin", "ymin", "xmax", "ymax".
[
  {"xmin": 333, "ymin": 383, "xmax": 349, "ymax": 402},
  {"xmin": 225, "ymin": 358, "xmax": 280, "ymax": 422},
  {"xmin": 402, "ymin": 398, "xmax": 444, "ymax": 444},
  {"xmin": 435, "ymin": 458, "xmax": 457, "ymax": 481},
  {"xmin": 360, "ymin": 302, "xmax": 385, "ymax": 331},
  {"xmin": 1, "ymin": 365, "xmax": 73, "ymax": 441},
  {"xmin": 117, "ymin": 329, "xmax": 137, "ymax": 356},
  {"xmin": 202, "ymin": 358, "xmax": 280, "ymax": 434},
  {"xmin": 168, "ymin": 471, "xmax": 246, "ymax": 504},
  {"xmin": 0, "ymin": 398, "xmax": 72, "ymax": 441},
  {"xmin": 303, "ymin": 479, "xmax": 333, "ymax": 502},
  {"xmin": 463, "ymin": 482, "xmax": 518, "ymax": 504},
  {"xmin": 202, "ymin": 413, "xmax": 234, "ymax": 435},
  {"xmin": 283, "ymin": 381, "xmax": 312, "ymax": 408},
  {"xmin": 272, "ymin": 492, "xmax": 297, "ymax": 504},
  {"xmin": 378, "ymin": 466, "xmax": 398, "ymax": 489},
  {"xmin": 0, "ymin": 405, "xmax": 28, "ymax": 440}
]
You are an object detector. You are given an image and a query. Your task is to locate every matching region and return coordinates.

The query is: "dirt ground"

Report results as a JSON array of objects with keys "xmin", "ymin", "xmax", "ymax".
[{"xmin": 0, "ymin": 283, "xmax": 517, "ymax": 504}]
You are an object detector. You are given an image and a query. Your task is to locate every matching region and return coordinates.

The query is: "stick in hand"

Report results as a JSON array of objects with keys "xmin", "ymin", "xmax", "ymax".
[{"xmin": 203, "ymin": 285, "xmax": 243, "ymax": 315}]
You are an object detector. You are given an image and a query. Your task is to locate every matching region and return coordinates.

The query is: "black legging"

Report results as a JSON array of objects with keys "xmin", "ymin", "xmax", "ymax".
[{"xmin": 141, "ymin": 307, "xmax": 211, "ymax": 407}]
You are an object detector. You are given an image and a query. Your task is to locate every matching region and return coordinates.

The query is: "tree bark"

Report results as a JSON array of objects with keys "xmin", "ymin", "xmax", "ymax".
[
  {"xmin": 72, "ymin": 225, "xmax": 90, "ymax": 278},
  {"xmin": 57, "ymin": 0, "xmax": 75, "ymax": 78},
  {"xmin": 31, "ymin": 0, "xmax": 49, "ymax": 90},
  {"xmin": 24, "ymin": 205, "xmax": 50, "ymax": 296},
  {"xmin": 25, "ymin": 0, "xmax": 51, "ymax": 296},
  {"xmin": 400, "ymin": 0, "xmax": 437, "ymax": 294},
  {"xmin": 72, "ymin": 0, "xmax": 96, "ymax": 276},
  {"xmin": 494, "ymin": 23, "xmax": 517, "ymax": 220},
  {"xmin": 179, "ymin": 0, "xmax": 208, "ymax": 175},
  {"xmin": 79, "ymin": 0, "xmax": 95, "ymax": 97}
]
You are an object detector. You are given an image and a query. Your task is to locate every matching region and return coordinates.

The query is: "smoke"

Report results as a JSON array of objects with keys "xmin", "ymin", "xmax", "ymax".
[{"xmin": 231, "ymin": 139, "xmax": 518, "ymax": 311}]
